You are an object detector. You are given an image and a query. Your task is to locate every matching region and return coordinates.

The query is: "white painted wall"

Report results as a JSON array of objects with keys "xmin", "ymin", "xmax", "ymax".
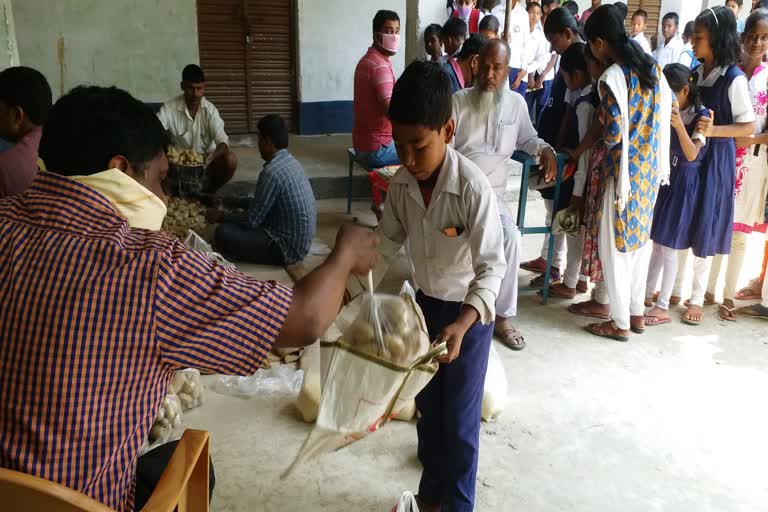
[
  {"xmin": 12, "ymin": 0, "xmax": 198, "ymax": 101},
  {"xmin": 297, "ymin": 0, "xmax": 406, "ymax": 103},
  {"xmin": 0, "ymin": 0, "xmax": 19, "ymax": 69}
]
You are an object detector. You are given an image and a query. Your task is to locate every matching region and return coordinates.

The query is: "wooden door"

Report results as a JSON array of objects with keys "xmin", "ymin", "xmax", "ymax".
[{"xmin": 197, "ymin": 0, "xmax": 296, "ymax": 133}]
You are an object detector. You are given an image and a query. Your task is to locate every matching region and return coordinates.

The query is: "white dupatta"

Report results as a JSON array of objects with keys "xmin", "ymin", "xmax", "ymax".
[{"xmin": 598, "ymin": 63, "xmax": 672, "ymax": 212}]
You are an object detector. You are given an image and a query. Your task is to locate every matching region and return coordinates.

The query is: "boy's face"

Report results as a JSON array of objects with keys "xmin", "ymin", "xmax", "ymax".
[
  {"xmin": 392, "ymin": 120, "xmax": 455, "ymax": 182},
  {"xmin": 425, "ymin": 34, "xmax": 442, "ymax": 57},
  {"xmin": 591, "ymin": 0, "xmax": 601, "ymax": 8},
  {"xmin": 662, "ymin": 19, "xmax": 677, "ymax": 40},
  {"xmin": 631, "ymin": 16, "xmax": 646, "ymax": 36},
  {"xmin": 528, "ymin": 6, "xmax": 542, "ymax": 28},
  {"xmin": 443, "ymin": 34, "xmax": 464, "ymax": 56},
  {"xmin": 480, "ymin": 29, "xmax": 498, "ymax": 39},
  {"xmin": 726, "ymin": 1, "xmax": 741, "ymax": 18}
]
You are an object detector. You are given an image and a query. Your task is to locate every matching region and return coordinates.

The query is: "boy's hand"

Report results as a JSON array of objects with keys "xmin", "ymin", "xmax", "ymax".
[{"xmin": 434, "ymin": 305, "xmax": 479, "ymax": 364}]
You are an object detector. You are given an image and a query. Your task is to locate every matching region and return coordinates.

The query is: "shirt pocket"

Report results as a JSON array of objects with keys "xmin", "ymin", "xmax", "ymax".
[{"xmin": 431, "ymin": 230, "xmax": 472, "ymax": 270}]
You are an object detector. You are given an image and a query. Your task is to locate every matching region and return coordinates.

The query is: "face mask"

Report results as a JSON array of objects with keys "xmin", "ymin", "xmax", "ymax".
[
  {"xmin": 457, "ymin": 5, "xmax": 472, "ymax": 18},
  {"xmin": 71, "ymin": 168, "xmax": 168, "ymax": 231},
  {"xmin": 379, "ymin": 33, "xmax": 401, "ymax": 54}
]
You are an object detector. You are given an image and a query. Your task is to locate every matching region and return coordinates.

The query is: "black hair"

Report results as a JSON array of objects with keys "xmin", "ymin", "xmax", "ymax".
[
  {"xmin": 257, "ymin": 114, "xmax": 289, "ymax": 149},
  {"xmin": 479, "ymin": 14, "xmax": 500, "ymax": 34},
  {"xmin": 560, "ymin": 42, "xmax": 588, "ymax": 74},
  {"xmin": 744, "ymin": 8, "xmax": 768, "ymax": 34},
  {"xmin": 632, "ymin": 9, "xmax": 648, "ymax": 21},
  {"xmin": 39, "ymin": 86, "xmax": 169, "ymax": 177},
  {"xmin": 457, "ymin": 33, "xmax": 487, "ymax": 60},
  {"xmin": 389, "ymin": 61, "xmax": 452, "ymax": 131},
  {"xmin": 695, "ymin": 5, "xmax": 742, "ymax": 67},
  {"xmin": 425, "ymin": 23, "xmax": 442, "ymax": 41},
  {"xmin": 564, "ymin": 1, "xmax": 579, "ymax": 16},
  {"xmin": 614, "ymin": 2, "xmax": 628, "ymax": 20},
  {"xmin": 373, "ymin": 10, "xmax": 400, "ymax": 33},
  {"xmin": 481, "ymin": 0, "xmax": 500, "ymax": 11},
  {"xmin": 542, "ymin": 0, "xmax": 557, "ymax": 7},
  {"xmin": 663, "ymin": 63, "xmax": 703, "ymax": 110},
  {"xmin": 0, "ymin": 66, "xmax": 52, "ymax": 126},
  {"xmin": 585, "ymin": 5, "xmax": 658, "ymax": 90},
  {"xmin": 755, "ymin": 0, "xmax": 768, "ymax": 10},
  {"xmin": 527, "ymin": 2, "xmax": 542, "ymax": 13},
  {"xmin": 543, "ymin": 7, "xmax": 583, "ymax": 38},
  {"xmin": 662, "ymin": 12, "xmax": 679, "ymax": 26},
  {"xmin": 683, "ymin": 20, "xmax": 695, "ymax": 38},
  {"xmin": 728, "ymin": 0, "xmax": 744, "ymax": 6},
  {"xmin": 182, "ymin": 64, "xmax": 204, "ymax": 83},
  {"xmin": 442, "ymin": 17, "xmax": 469, "ymax": 39}
]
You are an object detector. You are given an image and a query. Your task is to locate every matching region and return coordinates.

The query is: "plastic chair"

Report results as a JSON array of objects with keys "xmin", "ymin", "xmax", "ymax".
[{"xmin": 0, "ymin": 429, "xmax": 211, "ymax": 512}]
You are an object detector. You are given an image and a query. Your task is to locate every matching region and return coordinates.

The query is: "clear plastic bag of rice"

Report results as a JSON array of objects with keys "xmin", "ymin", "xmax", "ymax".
[
  {"xmin": 171, "ymin": 368, "xmax": 205, "ymax": 412},
  {"xmin": 148, "ymin": 393, "xmax": 183, "ymax": 445}
]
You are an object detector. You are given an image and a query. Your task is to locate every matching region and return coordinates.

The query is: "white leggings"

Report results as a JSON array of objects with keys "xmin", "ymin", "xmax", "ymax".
[
  {"xmin": 707, "ymin": 232, "xmax": 748, "ymax": 301},
  {"xmin": 645, "ymin": 243, "xmax": 677, "ymax": 310},
  {"xmin": 673, "ymin": 249, "xmax": 713, "ymax": 306}
]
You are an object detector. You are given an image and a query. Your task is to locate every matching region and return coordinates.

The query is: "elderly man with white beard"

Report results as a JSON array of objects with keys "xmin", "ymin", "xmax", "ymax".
[{"xmin": 452, "ymin": 38, "xmax": 557, "ymax": 351}]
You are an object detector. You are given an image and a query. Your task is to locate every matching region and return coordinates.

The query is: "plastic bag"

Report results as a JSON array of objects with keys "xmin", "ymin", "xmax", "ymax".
[
  {"xmin": 171, "ymin": 368, "xmax": 205, "ymax": 411},
  {"xmin": 213, "ymin": 365, "xmax": 304, "ymax": 398},
  {"xmin": 481, "ymin": 343, "xmax": 508, "ymax": 422},
  {"xmin": 283, "ymin": 280, "xmax": 446, "ymax": 478},
  {"xmin": 183, "ymin": 230, "xmax": 235, "ymax": 268},
  {"xmin": 394, "ymin": 491, "xmax": 420, "ymax": 512},
  {"xmin": 149, "ymin": 393, "xmax": 183, "ymax": 444}
]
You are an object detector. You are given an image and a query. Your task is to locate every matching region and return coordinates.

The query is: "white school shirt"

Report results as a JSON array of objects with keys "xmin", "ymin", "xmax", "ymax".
[
  {"xmin": 678, "ymin": 43, "xmax": 695, "ymax": 68},
  {"xmin": 633, "ymin": 33, "xmax": 653, "ymax": 55},
  {"xmin": 654, "ymin": 37, "xmax": 684, "ymax": 69},
  {"xmin": 349, "ymin": 146, "xmax": 506, "ymax": 325},
  {"xmin": 492, "ymin": 2, "xmax": 528, "ymax": 69},
  {"xmin": 527, "ymin": 27, "xmax": 552, "ymax": 76},
  {"xmin": 693, "ymin": 66, "xmax": 756, "ymax": 124},
  {"xmin": 157, "ymin": 95, "xmax": 229, "ymax": 154},
  {"xmin": 451, "ymin": 87, "xmax": 553, "ymax": 199},
  {"xmin": 571, "ymin": 83, "xmax": 595, "ymax": 197}
]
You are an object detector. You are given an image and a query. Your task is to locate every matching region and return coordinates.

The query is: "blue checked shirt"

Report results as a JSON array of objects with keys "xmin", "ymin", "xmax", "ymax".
[{"xmin": 228, "ymin": 149, "xmax": 316, "ymax": 264}]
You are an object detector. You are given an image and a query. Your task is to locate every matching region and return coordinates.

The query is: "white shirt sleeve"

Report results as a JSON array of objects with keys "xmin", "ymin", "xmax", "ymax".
[
  {"xmin": 206, "ymin": 104, "xmax": 229, "ymax": 146},
  {"xmin": 157, "ymin": 104, "xmax": 171, "ymax": 130},
  {"xmin": 573, "ymin": 102, "xmax": 595, "ymax": 196},
  {"xmin": 729, "ymin": 75, "xmax": 758, "ymax": 124},
  {"xmin": 678, "ymin": 51, "xmax": 693, "ymax": 69}
]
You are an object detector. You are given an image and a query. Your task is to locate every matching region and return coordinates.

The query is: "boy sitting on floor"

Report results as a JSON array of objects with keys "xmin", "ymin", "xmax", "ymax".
[{"xmin": 348, "ymin": 60, "xmax": 506, "ymax": 512}]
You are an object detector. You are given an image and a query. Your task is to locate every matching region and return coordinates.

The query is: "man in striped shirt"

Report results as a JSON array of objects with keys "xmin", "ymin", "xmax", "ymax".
[
  {"xmin": 353, "ymin": 9, "xmax": 401, "ymax": 169},
  {"xmin": 0, "ymin": 85, "xmax": 379, "ymax": 511}
]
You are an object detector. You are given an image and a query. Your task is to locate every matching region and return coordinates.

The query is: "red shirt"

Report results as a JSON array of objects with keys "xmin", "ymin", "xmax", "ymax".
[
  {"xmin": 0, "ymin": 126, "xmax": 42, "ymax": 198},
  {"xmin": 0, "ymin": 172, "xmax": 293, "ymax": 511},
  {"xmin": 353, "ymin": 46, "xmax": 395, "ymax": 152}
]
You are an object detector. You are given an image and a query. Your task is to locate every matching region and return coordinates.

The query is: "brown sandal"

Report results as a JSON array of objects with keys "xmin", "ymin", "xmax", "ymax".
[
  {"xmin": 585, "ymin": 321, "xmax": 630, "ymax": 342},
  {"xmin": 568, "ymin": 299, "xmax": 610, "ymax": 319}
]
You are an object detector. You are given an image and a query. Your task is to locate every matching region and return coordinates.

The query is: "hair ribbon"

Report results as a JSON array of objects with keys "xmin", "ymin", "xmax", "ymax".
[{"xmin": 708, "ymin": 8, "xmax": 719, "ymax": 27}]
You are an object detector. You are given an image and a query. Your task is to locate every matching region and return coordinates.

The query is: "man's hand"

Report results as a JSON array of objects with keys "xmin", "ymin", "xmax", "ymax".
[
  {"xmin": 205, "ymin": 143, "xmax": 229, "ymax": 167},
  {"xmin": 696, "ymin": 110, "xmax": 714, "ymax": 136},
  {"xmin": 205, "ymin": 208, "xmax": 225, "ymax": 223},
  {"xmin": 333, "ymin": 224, "xmax": 380, "ymax": 275},
  {"xmin": 540, "ymin": 148, "xmax": 558, "ymax": 183}
]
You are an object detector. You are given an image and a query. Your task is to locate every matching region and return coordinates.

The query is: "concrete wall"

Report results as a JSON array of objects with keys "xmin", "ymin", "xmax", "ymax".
[
  {"xmin": 296, "ymin": 0, "xmax": 406, "ymax": 134},
  {"xmin": 12, "ymin": 0, "xmax": 198, "ymax": 102},
  {"xmin": 0, "ymin": 0, "xmax": 18, "ymax": 68}
]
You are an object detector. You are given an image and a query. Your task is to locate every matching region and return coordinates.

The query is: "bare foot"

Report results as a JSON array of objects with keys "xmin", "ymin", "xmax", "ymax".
[
  {"xmin": 719, "ymin": 299, "xmax": 736, "ymax": 322},
  {"xmin": 683, "ymin": 304, "xmax": 703, "ymax": 324}
]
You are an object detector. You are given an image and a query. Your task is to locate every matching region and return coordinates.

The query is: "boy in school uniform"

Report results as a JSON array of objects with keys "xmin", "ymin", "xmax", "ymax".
[
  {"xmin": 479, "ymin": 13, "xmax": 500, "ymax": 39},
  {"xmin": 653, "ymin": 12, "xmax": 685, "ymax": 68},
  {"xmin": 349, "ymin": 60, "xmax": 506, "ymax": 512},
  {"xmin": 631, "ymin": 9, "xmax": 653, "ymax": 54}
]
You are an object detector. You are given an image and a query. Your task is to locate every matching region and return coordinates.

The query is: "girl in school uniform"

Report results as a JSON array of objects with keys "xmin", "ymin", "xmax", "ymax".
[
  {"xmin": 705, "ymin": 8, "xmax": 768, "ymax": 321},
  {"xmin": 520, "ymin": 6, "xmax": 582, "ymax": 285},
  {"xmin": 644, "ymin": 64, "xmax": 710, "ymax": 326},
  {"xmin": 670, "ymin": 6, "xmax": 756, "ymax": 324}
]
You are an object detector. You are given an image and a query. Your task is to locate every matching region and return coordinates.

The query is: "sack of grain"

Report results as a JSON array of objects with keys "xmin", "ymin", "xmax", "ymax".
[{"xmin": 172, "ymin": 368, "xmax": 205, "ymax": 412}]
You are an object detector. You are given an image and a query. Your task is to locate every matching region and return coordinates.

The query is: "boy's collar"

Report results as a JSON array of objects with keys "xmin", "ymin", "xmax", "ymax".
[{"xmin": 393, "ymin": 146, "xmax": 461, "ymax": 197}]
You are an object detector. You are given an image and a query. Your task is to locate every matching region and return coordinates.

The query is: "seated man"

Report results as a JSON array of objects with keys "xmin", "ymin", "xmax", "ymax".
[
  {"xmin": 158, "ymin": 64, "xmax": 237, "ymax": 193},
  {"xmin": 353, "ymin": 9, "xmax": 401, "ymax": 169},
  {"xmin": 208, "ymin": 114, "xmax": 316, "ymax": 266},
  {"xmin": 0, "ymin": 66, "xmax": 52, "ymax": 198},
  {"xmin": 0, "ymin": 85, "xmax": 379, "ymax": 512}
]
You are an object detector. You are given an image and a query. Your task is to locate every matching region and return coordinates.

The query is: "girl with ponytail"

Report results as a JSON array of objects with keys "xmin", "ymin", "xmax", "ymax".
[{"xmin": 581, "ymin": 4, "xmax": 673, "ymax": 341}]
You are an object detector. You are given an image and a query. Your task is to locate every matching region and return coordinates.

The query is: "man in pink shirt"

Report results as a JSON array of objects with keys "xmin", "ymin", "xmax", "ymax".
[
  {"xmin": 0, "ymin": 66, "xmax": 52, "ymax": 198},
  {"xmin": 353, "ymin": 9, "xmax": 401, "ymax": 169}
]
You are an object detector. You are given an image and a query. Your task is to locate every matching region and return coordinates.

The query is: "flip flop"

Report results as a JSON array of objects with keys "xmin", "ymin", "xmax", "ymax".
[
  {"xmin": 737, "ymin": 304, "xmax": 768, "ymax": 319},
  {"xmin": 735, "ymin": 278, "xmax": 762, "ymax": 300},
  {"xmin": 585, "ymin": 321, "xmax": 630, "ymax": 342},
  {"xmin": 682, "ymin": 305, "xmax": 703, "ymax": 325},
  {"xmin": 568, "ymin": 301, "xmax": 611, "ymax": 320},
  {"xmin": 718, "ymin": 304, "xmax": 737, "ymax": 322},
  {"xmin": 643, "ymin": 314, "xmax": 672, "ymax": 327}
]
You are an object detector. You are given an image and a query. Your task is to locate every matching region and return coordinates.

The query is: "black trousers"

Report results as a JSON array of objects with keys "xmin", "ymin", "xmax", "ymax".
[
  {"xmin": 134, "ymin": 441, "xmax": 216, "ymax": 510},
  {"xmin": 214, "ymin": 222, "xmax": 285, "ymax": 265}
]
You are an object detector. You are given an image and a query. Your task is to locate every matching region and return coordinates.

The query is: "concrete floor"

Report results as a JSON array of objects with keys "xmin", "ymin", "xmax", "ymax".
[{"xmin": 181, "ymin": 192, "xmax": 768, "ymax": 511}]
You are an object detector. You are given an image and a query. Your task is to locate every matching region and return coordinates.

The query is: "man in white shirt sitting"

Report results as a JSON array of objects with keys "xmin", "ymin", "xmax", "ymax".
[
  {"xmin": 630, "ymin": 9, "xmax": 653, "ymax": 55},
  {"xmin": 452, "ymin": 38, "xmax": 557, "ymax": 351},
  {"xmin": 158, "ymin": 64, "xmax": 238, "ymax": 193},
  {"xmin": 654, "ymin": 12, "xmax": 684, "ymax": 69}
]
